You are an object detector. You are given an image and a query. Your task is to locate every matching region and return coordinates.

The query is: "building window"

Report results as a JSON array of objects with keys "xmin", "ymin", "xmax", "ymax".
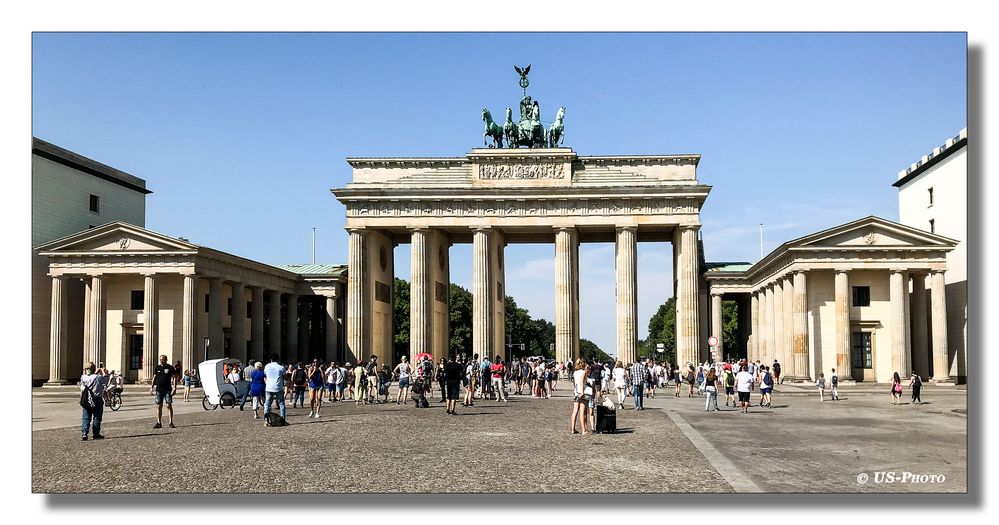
[
  {"xmin": 851, "ymin": 332, "xmax": 873, "ymax": 369},
  {"xmin": 130, "ymin": 290, "xmax": 144, "ymax": 310},
  {"xmin": 928, "ymin": 187, "xmax": 934, "ymax": 207},
  {"xmin": 227, "ymin": 298, "xmax": 232, "ymax": 316},
  {"xmin": 852, "ymin": 286, "xmax": 871, "ymax": 307},
  {"xmin": 247, "ymin": 301, "xmax": 253, "ymax": 318},
  {"xmin": 205, "ymin": 293, "xmax": 210, "ymax": 313},
  {"xmin": 89, "ymin": 194, "xmax": 100, "ymax": 213},
  {"xmin": 929, "ymin": 219, "xmax": 935, "ymax": 233}
]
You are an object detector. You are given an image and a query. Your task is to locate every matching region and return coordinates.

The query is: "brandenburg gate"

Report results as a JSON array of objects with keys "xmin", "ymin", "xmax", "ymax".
[{"xmin": 332, "ymin": 147, "xmax": 710, "ymax": 366}]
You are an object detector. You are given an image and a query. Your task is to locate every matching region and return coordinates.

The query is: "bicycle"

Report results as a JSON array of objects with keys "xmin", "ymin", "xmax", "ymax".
[{"xmin": 104, "ymin": 389, "xmax": 123, "ymax": 411}]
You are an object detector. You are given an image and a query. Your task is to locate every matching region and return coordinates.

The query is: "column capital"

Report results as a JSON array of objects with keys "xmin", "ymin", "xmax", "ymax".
[
  {"xmin": 408, "ymin": 226, "xmax": 432, "ymax": 234},
  {"xmin": 346, "ymin": 227, "xmax": 367, "ymax": 235},
  {"xmin": 553, "ymin": 226, "xmax": 576, "ymax": 234},
  {"xmin": 834, "ymin": 269, "xmax": 850, "ymax": 275},
  {"xmin": 710, "ymin": 290, "xmax": 723, "ymax": 298},
  {"xmin": 678, "ymin": 224, "xmax": 700, "ymax": 232},
  {"xmin": 615, "ymin": 225, "xmax": 638, "ymax": 233}
]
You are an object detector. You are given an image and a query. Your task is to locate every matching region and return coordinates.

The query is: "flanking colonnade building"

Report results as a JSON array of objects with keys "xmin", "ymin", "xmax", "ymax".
[{"xmin": 34, "ymin": 140, "xmax": 964, "ymax": 386}]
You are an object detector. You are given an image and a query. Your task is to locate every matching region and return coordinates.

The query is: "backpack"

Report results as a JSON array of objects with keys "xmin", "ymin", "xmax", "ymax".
[
  {"xmin": 763, "ymin": 372, "xmax": 773, "ymax": 387},
  {"xmin": 265, "ymin": 412, "xmax": 288, "ymax": 427},
  {"xmin": 831, "ymin": 375, "xmax": 838, "ymax": 387},
  {"xmin": 79, "ymin": 380, "xmax": 97, "ymax": 409},
  {"xmin": 292, "ymin": 369, "xmax": 306, "ymax": 385},
  {"xmin": 724, "ymin": 372, "xmax": 735, "ymax": 387}
]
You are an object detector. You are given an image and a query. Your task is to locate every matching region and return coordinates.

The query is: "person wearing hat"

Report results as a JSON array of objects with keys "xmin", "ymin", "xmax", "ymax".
[{"xmin": 80, "ymin": 362, "xmax": 108, "ymax": 441}]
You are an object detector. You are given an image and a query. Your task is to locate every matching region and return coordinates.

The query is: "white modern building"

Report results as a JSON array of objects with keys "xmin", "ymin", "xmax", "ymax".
[{"xmin": 894, "ymin": 127, "xmax": 967, "ymax": 383}]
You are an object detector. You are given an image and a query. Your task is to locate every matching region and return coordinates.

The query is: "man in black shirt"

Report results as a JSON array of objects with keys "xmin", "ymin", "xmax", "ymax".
[
  {"xmin": 443, "ymin": 354, "xmax": 464, "ymax": 415},
  {"xmin": 150, "ymin": 355, "xmax": 178, "ymax": 429}
]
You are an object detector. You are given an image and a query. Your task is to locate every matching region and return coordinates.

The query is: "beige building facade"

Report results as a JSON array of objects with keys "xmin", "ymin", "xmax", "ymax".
[
  {"xmin": 705, "ymin": 217, "xmax": 957, "ymax": 384},
  {"xmin": 37, "ymin": 222, "xmax": 346, "ymax": 384},
  {"xmin": 333, "ymin": 148, "xmax": 711, "ymax": 367},
  {"xmin": 31, "ymin": 138, "xmax": 150, "ymax": 384},
  {"xmin": 895, "ymin": 128, "xmax": 967, "ymax": 383}
]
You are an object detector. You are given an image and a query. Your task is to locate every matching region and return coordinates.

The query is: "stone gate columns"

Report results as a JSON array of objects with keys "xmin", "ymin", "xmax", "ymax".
[
  {"xmin": 346, "ymin": 229, "xmax": 366, "ymax": 364},
  {"xmin": 230, "ymin": 283, "xmax": 246, "ymax": 362},
  {"xmin": 410, "ymin": 228, "xmax": 431, "ymax": 362},
  {"xmin": 710, "ymin": 291, "xmax": 723, "ymax": 361},
  {"xmin": 555, "ymin": 227, "xmax": 580, "ymax": 364},
  {"xmin": 773, "ymin": 280, "xmax": 785, "ymax": 368},
  {"xmin": 749, "ymin": 292, "xmax": 759, "ymax": 362},
  {"xmin": 286, "ymin": 294, "xmax": 299, "ymax": 363},
  {"xmin": 140, "ymin": 273, "xmax": 159, "ymax": 383},
  {"xmin": 930, "ymin": 271, "xmax": 950, "ymax": 382},
  {"xmin": 759, "ymin": 286, "xmax": 770, "ymax": 362},
  {"xmin": 792, "ymin": 271, "xmax": 809, "ymax": 380},
  {"xmin": 890, "ymin": 271, "xmax": 911, "ymax": 378},
  {"xmin": 45, "ymin": 275, "xmax": 69, "ymax": 385},
  {"xmin": 674, "ymin": 226, "xmax": 700, "ymax": 367},
  {"xmin": 207, "ymin": 277, "xmax": 225, "ymax": 359},
  {"xmin": 429, "ymin": 232, "xmax": 452, "ymax": 363},
  {"xmin": 182, "ymin": 275, "xmax": 198, "ymax": 372},
  {"xmin": 834, "ymin": 270, "xmax": 851, "ymax": 380},
  {"xmin": 910, "ymin": 273, "xmax": 929, "ymax": 379},
  {"xmin": 250, "ymin": 286, "xmax": 265, "ymax": 361},
  {"xmin": 781, "ymin": 275, "xmax": 794, "ymax": 375},
  {"xmin": 615, "ymin": 226, "xmax": 638, "ymax": 365},
  {"xmin": 86, "ymin": 276, "xmax": 106, "ymax": 367},
  {"xmin": 325, "ymin": 294, "xmax": 339, "ymax": 361},
  {"xmin": 268, "ymin": 290, "xmax": 282, "ymax": 357},
  {"xmin": 473, "ymin": 228, "xmax": 495, "ymax": 360}
]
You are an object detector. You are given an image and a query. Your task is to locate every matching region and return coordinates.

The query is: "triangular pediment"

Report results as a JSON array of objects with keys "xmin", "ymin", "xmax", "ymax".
[
  {"xmin": 794, "ymin": 216, "xmax": 958, "ymax": 249},
  {"xmin": 36, "ymin": 222, "xmax": 198, "ymax": 254}
]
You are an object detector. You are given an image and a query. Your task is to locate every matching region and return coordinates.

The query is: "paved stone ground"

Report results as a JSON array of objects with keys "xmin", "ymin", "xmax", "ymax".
[
  {"xmin": 32, "ymin": 386, "xmax": 730, "ymax": 494},
  {"xmin": 654, "ymin": 383, "xmax": 967, "ymax": 493}
]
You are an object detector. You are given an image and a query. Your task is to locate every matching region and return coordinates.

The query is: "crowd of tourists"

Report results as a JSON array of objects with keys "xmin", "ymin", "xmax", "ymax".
[{"xmin": 76, "ymin": 350, "xmax": 929, "ymax": 441}]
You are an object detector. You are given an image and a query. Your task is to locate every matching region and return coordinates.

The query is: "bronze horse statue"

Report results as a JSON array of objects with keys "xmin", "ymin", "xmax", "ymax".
[
  {"xmin": 482, "ymin": 109, "xmax": 504, "ymax": 148},
  {"xmin": 548, "ymin": 106, "xmax": 566, "ymax": 148},
  {"xmin": 503, "ymin": 108, "xmax": 517, "ymax": 148}
]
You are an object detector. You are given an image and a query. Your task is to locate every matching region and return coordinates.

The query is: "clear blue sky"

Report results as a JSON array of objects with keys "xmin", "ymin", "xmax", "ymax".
[{"xmin": 32, "ymin": 33, "xmax": 967, "ymax": 355}]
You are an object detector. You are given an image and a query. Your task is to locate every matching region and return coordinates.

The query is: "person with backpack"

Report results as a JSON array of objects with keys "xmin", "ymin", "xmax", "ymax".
[
  {"xmin": 772, "ymin": 359, "xmax": 783, "ymax": 385},
  {"xmin": 354, "ymin": 361, "xmax": 368, "ymax": 405},
  {"xmin": 759, "ymin": 365, "xmax": 773, "ymax": 408},
  {"xmin": 290, "ymin": 364, "xmax": 308, "ymax": 409},
  {"xmin": 891, "ymin": 372, "xmax": 903, "ymax": 405},
  {"xmin": 830, "ymin": 368, "xmax": 840, "ymax": 401},
  {"xmin": 479, "ymin": 356, "xmax": 492, "ymax": 400},
  {"xmin": 79, "ymin": 362, "xmax": 107, "ymax": 441},
  {"xmin": 723, "ymin": 364, "xmax": 736, "ymax": 407},
  {"xmin": 910, "ymin": 371, "xmax": 923, "ymax": 405}
]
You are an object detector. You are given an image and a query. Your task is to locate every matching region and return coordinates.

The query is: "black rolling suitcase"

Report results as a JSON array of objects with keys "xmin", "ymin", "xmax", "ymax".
[{"xmin": 596, "ymin": 405, "xmax": 617, "ymax": 434}]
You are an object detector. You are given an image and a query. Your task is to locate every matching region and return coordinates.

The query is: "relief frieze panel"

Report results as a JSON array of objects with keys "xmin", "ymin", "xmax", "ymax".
[{"xmin": 345, "ymin": 198, "xmax": 699, "ymax": 218}]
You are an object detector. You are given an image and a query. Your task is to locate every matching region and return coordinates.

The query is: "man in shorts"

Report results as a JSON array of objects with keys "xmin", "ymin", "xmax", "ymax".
[
  {"xmin": 735, "ymin": 364, "xmax": 755, "ymax": 414},
  {"xmin": 150, "ymin": 354, "xmax": 178, "ymax": 429}
]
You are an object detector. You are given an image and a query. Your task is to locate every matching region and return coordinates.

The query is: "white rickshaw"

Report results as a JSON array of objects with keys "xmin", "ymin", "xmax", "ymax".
[{"xmin": 199, "ymin": 358, "xmax": 249, "ymax": 410}]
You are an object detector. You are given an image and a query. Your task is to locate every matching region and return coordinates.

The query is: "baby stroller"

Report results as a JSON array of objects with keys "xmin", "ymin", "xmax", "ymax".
[{"xmin": 410, "ymin": 377, "xmax": 431, "ymax": 408}]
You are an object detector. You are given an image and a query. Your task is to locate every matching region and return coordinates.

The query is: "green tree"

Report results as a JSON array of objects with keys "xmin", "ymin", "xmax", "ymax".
[
  {"xmin": 448, "ymin": 283, "xmax": 473, "ymax": 356},
  {"xmin": 393, "ymin": 277, "xmax": 410, "ymax": 347},
  {"xmin": 642, "ymin": 297, "xmax": 676, "ymax": 363},
  {"xmin": 722, "ymin": 300, "xmax": 739, "ymax": 358},
  {"xmin": 580, "ymin": 338, "xmax": 613, "ymax": 363}
]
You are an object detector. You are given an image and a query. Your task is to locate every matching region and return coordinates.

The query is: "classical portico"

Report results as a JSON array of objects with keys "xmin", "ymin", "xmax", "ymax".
[
  {"xmin": 705, "ymin": 216, "xmax": 957, "ymax": 383},
  {"xmin": 37, "ymin": 222, "xmax": 346, "ymax": 384},
  {"xmin": 333, "ymin": 148, "xmax": 710, "ymax": 366}
]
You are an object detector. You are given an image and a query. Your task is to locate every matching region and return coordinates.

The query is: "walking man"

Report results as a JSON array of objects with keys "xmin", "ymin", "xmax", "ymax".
[
  {"xmin": 735, "ymin": 363, "xmax": 755, "ymax": 414},
  {"xmin": 263, "ymin": 354, "xmax": 287, "ymax": 424},
  {"xmin": 629, "ymin": 358, "xmax": 648, "ymax": 410},
  {"xmin": 830, "ymin": 368, "xmax": 840, "ymax": 401},
  {"xmin": 444, "ymin": 354, "xmax": 464, "ymax": 415},
  {"xmin": 150, "ymin": 355, "xmax": 177, "ymax": 429}
]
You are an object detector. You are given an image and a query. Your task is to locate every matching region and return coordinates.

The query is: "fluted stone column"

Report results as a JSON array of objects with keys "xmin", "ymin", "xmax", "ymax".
[
  {"xmin": 710, "ymin": 292, "xmax": 723, "ymax": 361},
  {"xmin": 910, "ymin": 273, "xmax": 929, "ymax": 379},
  {"xmin": 615, "ymin": 226, "xmax": 638, "ymax": 364},
  {"xmin": 781, "ymin": 275, "xmax": 794, "ymax": 375},
  {"xmin": 83, "ymin": 278, "xmax": 92, "ymax": 366},
  {"xmin": 473, "ymin": 228, "xmax": 494, "ymax": 360},
  {"xmin": 890, "ymin": 271, "xmax": 911, "ymax": 377},
  {"xmin": 834, "ymin": 271, "xmax": 851, "ymax": 379},
  {"xmin": 207, "ymin": 277, "xmax": 225, "ymax": 359},
  {"xmin": 87, "ymin": 276, "xmax": 106, "ymax": 367},
  {"xmin": 230, "ymin": 283, "xmax": 246, "ymax": 362},
  {"xmin": 555, "ymin": 227, "xmax": 580, "ymax": 364},
  {"xmin": 140, "ymin": 274, "xmax": 159, "ymax": 383},
  {"xmin": 930, "ymin": 271, "xmax": 950, "ymax": 382},
  {"xmin": 325, "ymin": 295, "xmax": 338, "ymax": 361},
  {"xmin": 674, "ymin": 226, "xmax": 700, "ymax": 367},
  {"xmin": 45, "ymin": 276, "xmax": 69, "ymax": 385},
  {"xmin": 773, "ymin": 280, "xmax": 784, "ymax": 368},
  {"xmin": 759, "ymin": 286, "xmax": 770, "ymax": 362},
  {"xmin": 286, "ymin": 294, "xmax": 299, "ymax": 363},
  {"xmin": 268, "ymin": 290, "xmax": 282, "ymax": 358},
  {"xmin": 250, "ymin": 286, "xmax": 265, "ymax": 361},
  {"xmin": 410, "ymin": 228, "xmax": 431, "ymax": 362},
  {"xmin": 749, "ymin": 292, "xmax": 759, "ymax": 362},
  {"xmin": 792, "ymin": 271, "xmax": 809, "ymax": 380},
  {"xmin": 346, "ymin": 229, "xmax": 366, "ymax": 364},
  {"xmin": 182, "ymin": 275, "xmax": 198, "ymax": 371}
]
